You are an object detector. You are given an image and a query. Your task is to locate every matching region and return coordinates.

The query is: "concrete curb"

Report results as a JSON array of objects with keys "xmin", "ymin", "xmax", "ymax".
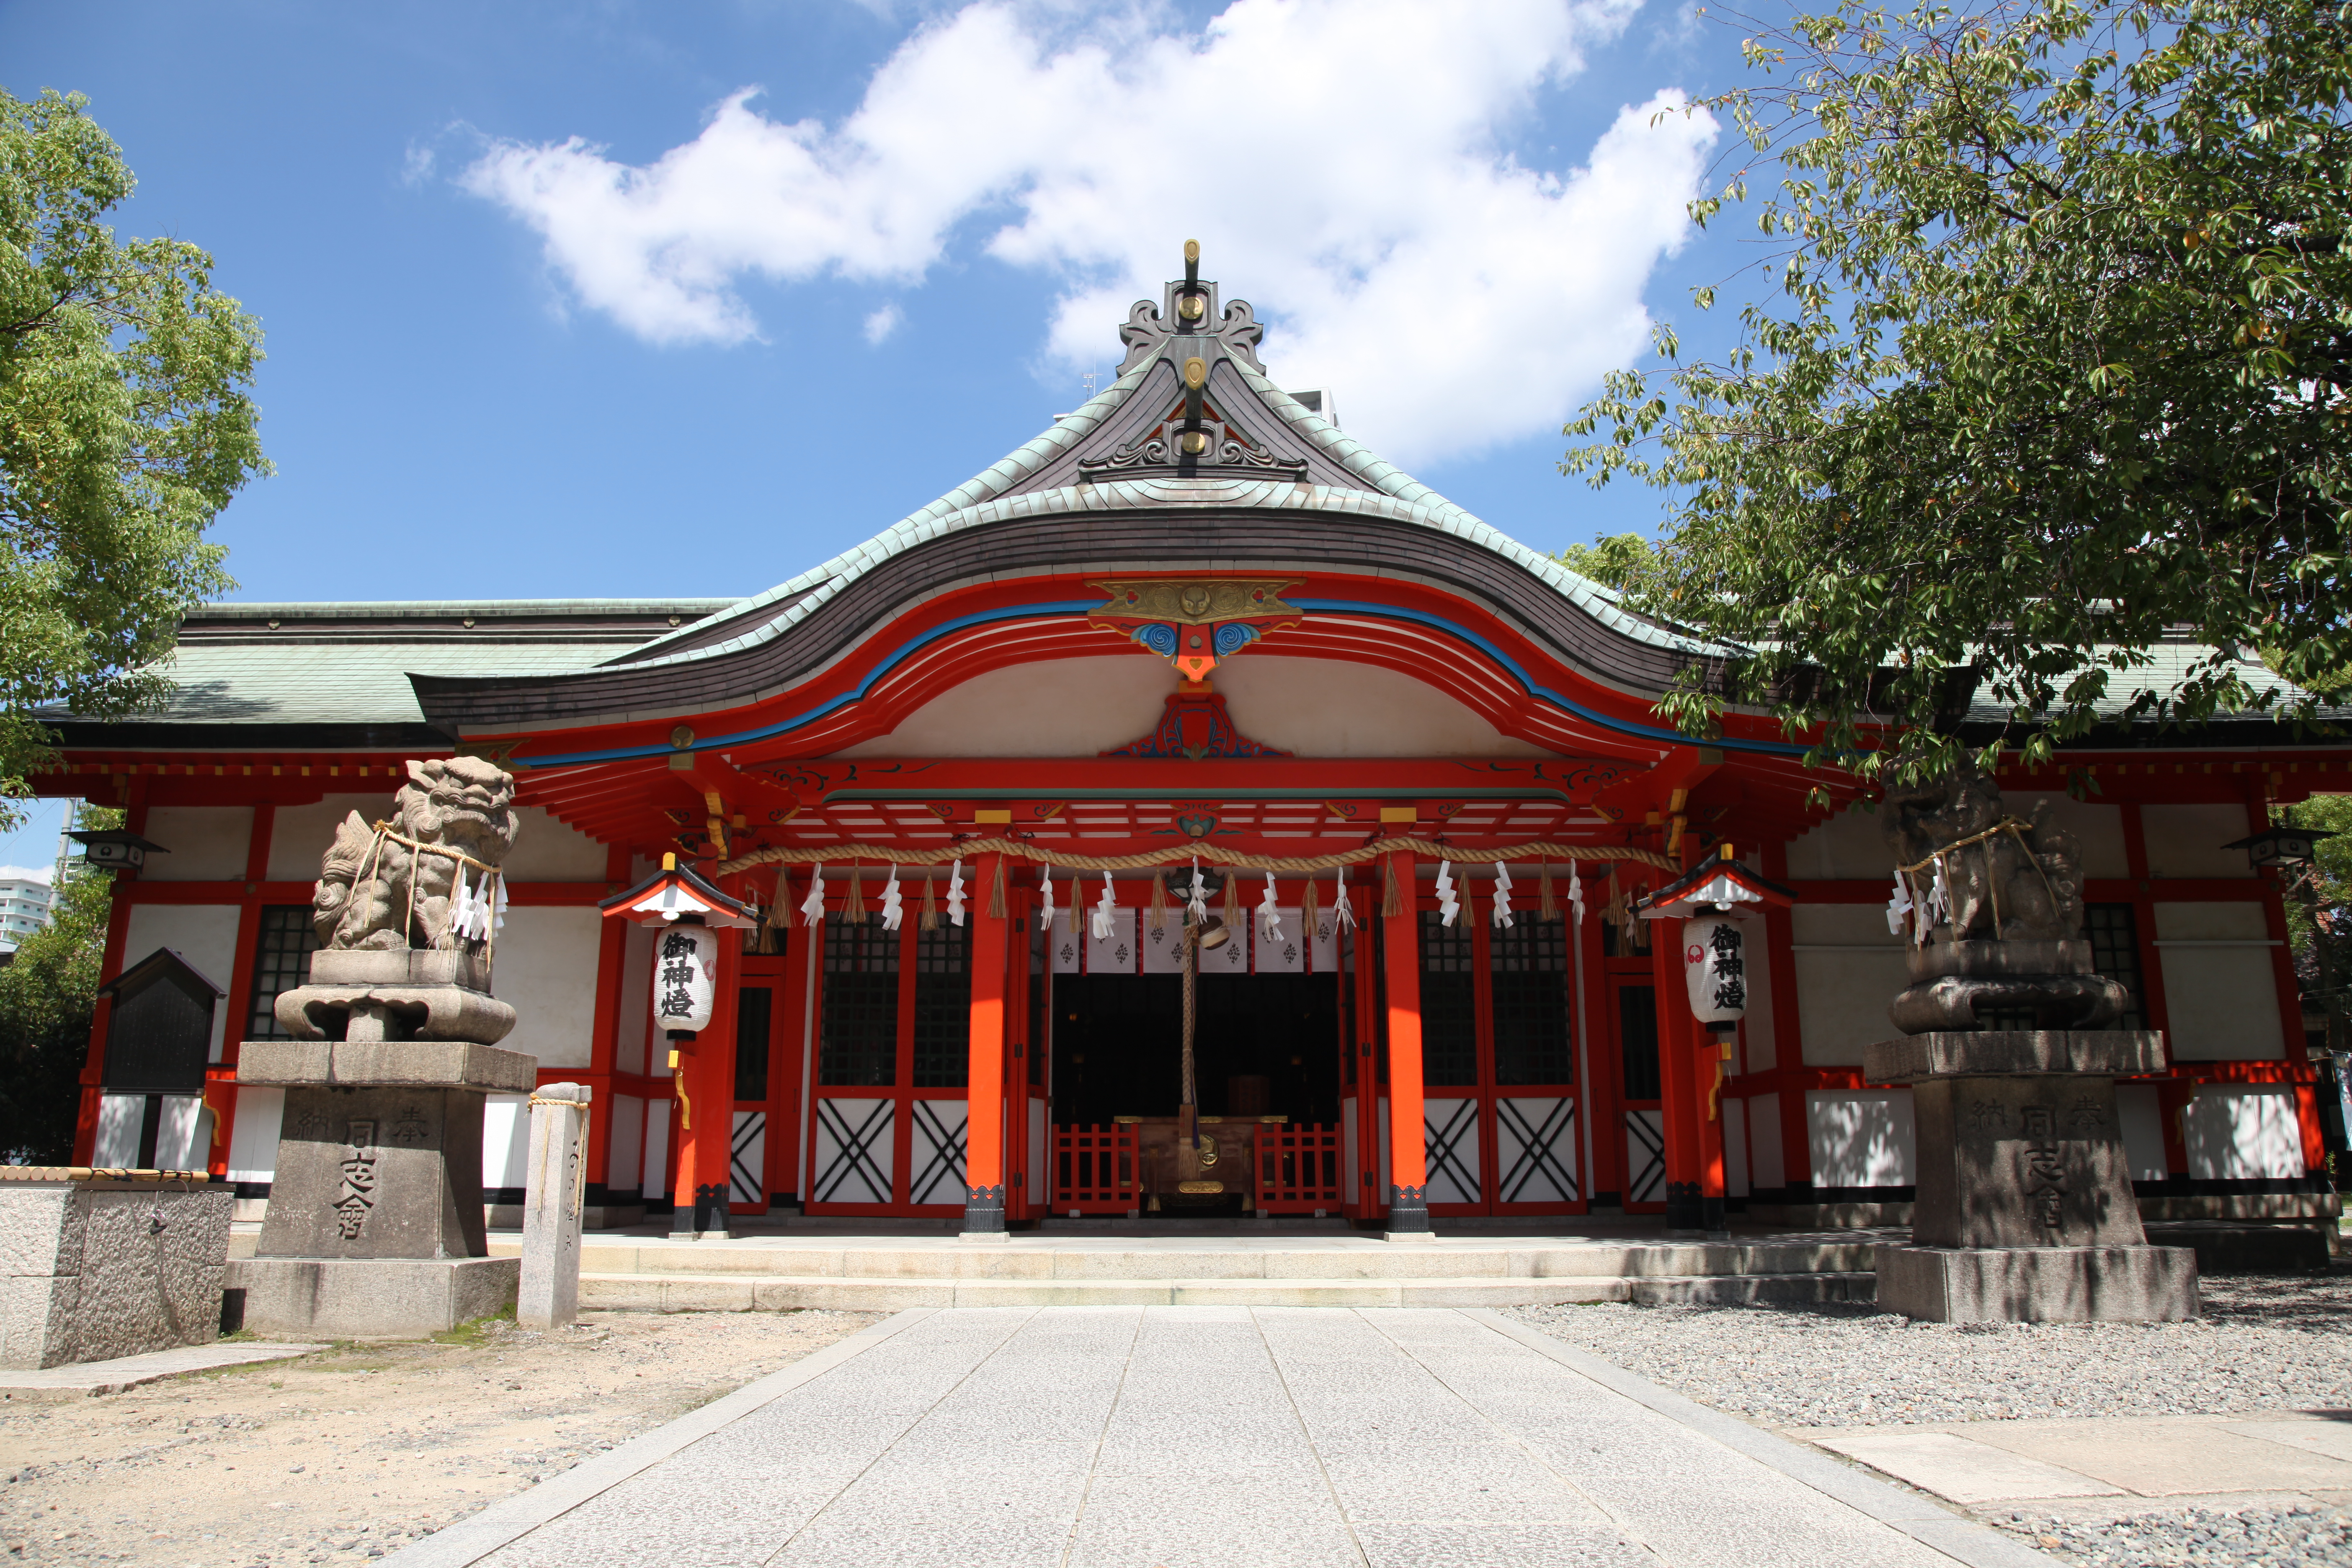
[
  {"xmin": 375, "ymin": 1308, "xmax": 935, "ymax": 1568},
  {"xmin": 1462, "ymin": 1309, "xmax": 2059, "ymax": 1568},
  {"xmin": 0, "ymin": 1341, "xmax": 315, "ymax": 1401}
]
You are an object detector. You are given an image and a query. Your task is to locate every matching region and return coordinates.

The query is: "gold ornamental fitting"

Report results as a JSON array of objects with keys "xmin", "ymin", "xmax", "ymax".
[
  {"xmin": 1177, "ymin": 293, "xmax": 1206, "ymax": 320},
  {"xmin": 1182, "ymin": 356, "xmax": 1207, "ymax": 389},
  {"xmin": 1184, "ymin": 239, "xmax": 1200, "ymax": 263}
]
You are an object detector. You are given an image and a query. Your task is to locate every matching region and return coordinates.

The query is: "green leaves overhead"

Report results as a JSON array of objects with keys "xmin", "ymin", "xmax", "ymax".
[
  {"xmin": 1565, "ymin": 0, "xmax": 2352, "ymax": 783},
  {"xmin": 1, "ymin": 88, "xmax": 267, "ymax": 820}
]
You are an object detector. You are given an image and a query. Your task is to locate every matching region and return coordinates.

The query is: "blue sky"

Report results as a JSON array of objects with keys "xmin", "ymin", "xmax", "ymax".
[{"xmin": 0, "ymin": 0, "xmax": 1773, "ymax": 866}]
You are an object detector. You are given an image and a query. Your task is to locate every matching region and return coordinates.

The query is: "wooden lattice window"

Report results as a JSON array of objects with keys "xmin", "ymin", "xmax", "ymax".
[
  {"xmin": 1418, "ymin": 912, "xmax": 1478, "ymax": 1087},
  {"xmin": 245, "ymin": 905, "xmax": 320, "ymax": 1042},
  {"xmin": 1491, "ymin": 918, "xmax": 1573, "ymax": 1085},
  {"xmin": 911, "ymin": 924, "xmax": 971, "ymax": 1088},
  {"xmin": 820, "ymin": 917, "xmax": 899, "ymax": 1086}
]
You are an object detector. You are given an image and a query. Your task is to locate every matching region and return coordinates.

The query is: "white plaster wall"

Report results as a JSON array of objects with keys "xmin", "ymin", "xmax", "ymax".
[
  {"xmin": 502, "ymin": 807, "xmax": 609, "ymax": 882},
  {"xmin": 2184, "ymin": 1085, "xmax": 2304, "ymax": 1180},
  {"xmin": 140, "ymin": 807, "xmax": 251, "ymax": 882},
  {"xmin": 121, "ymin": 903, "xmax": 240, "ymax": 1063},
  {"xmin": 2008, "ymin": 794, "xmax": 2128, "ymax": 879},
  {"xmin": 642, "ymin": 1099, "xmax": 672, "ymax": 1201},
  {"xmin": 92, "ymin": 1094, "xmax": 142, "ymax": 1167},
  {"xmin": 614, "ymin": 922, "xmax": 653, "ymax": 1076},
  {"xmin": 482, "ymin": 1093, "xmax": 531, "ymax": 1193},
  {"xmin": 2143, "ymin": 804, "xmax": 2257, "ymax": 879},
  {"xmin": 1807, "ymin": 1089, "xmax": 1917, "ymax": 1188},
  {"xmin": 227, "ymin": 1086, "xmax": 284, "ymax": 1185},
  {"xmin": 2114, "ymin": 1083, "xmax": 2169, "ymax": 1181},
  {"xmin": 833, "ymin": 652, "xmax": 1545, "ymax": 759},
  {"xmin": 606, "ymin": 1093, "xmax": 645, "ymax": 1197},
  {"xmin": 1783, "ymin": 805, "xmax": 1890, "ymax": 881},
  {"xmin": 1747, "ymin": 1090, "xmax": 1785, "ymax": 1191},
  {"xmin": 2154, "ymin": 902, "xmax": 2283, "ymax": 1060},
  {"xmin": 267, "ymin": 793, "xmax": 395, "ymax": 882},
  {"xmin": 491, "ymin": 906, "xmax": 601, "ymax": 1070},
  {"xmin": 1790, "ymin": 905, "xmax": 1908, "ymax": 1066},
  {"xmin": 1741, "ymin": 932, "xmax": 1777, "ymax": 1071}
]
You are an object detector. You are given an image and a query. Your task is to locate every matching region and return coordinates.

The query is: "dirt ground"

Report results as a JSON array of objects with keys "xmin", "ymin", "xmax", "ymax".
[{"xmin": 0, "ymin": 1308, "xmax": 879, "ymax": 1568}]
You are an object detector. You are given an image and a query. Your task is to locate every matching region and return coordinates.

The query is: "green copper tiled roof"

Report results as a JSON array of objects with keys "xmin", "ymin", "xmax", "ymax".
[
  {"xmin": 45, "ymin": 599, "xmax": 734, "ymax": 729},
  {"xmin": 596, "ymin": 347, "xmax": 1725, "ymax": 676}
]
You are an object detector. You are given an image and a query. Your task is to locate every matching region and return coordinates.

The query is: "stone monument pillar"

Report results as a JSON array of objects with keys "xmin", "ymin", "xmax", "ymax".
[
  {"xmin": 517, "ymin": 1082, "xmax": 591, "ymax": 1330},
  {"xmin": 1868, "ymin": 767, "xmax": 2197, "ymax": 1322},
  {"xmin": 224, "ymin": 758, "xmax": 532, "ymax": 1338}
]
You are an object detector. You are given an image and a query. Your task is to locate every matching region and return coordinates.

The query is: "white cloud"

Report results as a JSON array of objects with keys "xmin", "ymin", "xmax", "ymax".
[
  {"xmin": 462, "ymin": 0, "xmax": 1714, "ymax": 466},
  {"xmin": 862, "ymin": 302, "xmax": 905, "ymax": 344}
]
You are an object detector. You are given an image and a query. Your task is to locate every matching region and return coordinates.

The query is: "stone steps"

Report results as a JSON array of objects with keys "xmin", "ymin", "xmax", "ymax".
[
  {"xmin": 481, "ymin": 1239, "xmax": 1881, "ymax": 1283},
  {"xmin": 573, "ymin": 1269, "xmax": 1877, "ymax": 1311}
]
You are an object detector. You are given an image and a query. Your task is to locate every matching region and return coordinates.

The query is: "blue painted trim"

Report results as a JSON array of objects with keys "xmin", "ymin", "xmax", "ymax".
[
  {"xmin": 1289, "ymin": 598, "xmax": 1810, "ymax": 758},
  {"xmin": 519, "ymin": 599, "xmax": 1099, "ymax": 767},
  {"xmin": 513, "ymin": 591, "xmax": 1808, "ymax": 769}
]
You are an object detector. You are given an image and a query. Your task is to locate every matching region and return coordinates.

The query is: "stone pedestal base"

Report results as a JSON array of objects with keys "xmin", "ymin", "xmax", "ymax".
[
  {"xmin": 223, "ymin": 1256, "xmax": 518, "ymax": 1339},
  {"xmin": 1875, "ymin": 1242, "xmax": 2197, "ymax": 1323},
  {"xmin": 0, "ymin": 1176, "xmax": 232, "ymax": 1368}
]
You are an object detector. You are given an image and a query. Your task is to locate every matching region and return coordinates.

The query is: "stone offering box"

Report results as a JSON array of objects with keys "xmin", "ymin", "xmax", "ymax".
[
  {"xmin": 0, "ymin": 1168, "xmax": 233, "ymax": 1369},
  {"xmin": 1867, "ymin": 1030, "xmax": 2199, "ymax": 1322}
]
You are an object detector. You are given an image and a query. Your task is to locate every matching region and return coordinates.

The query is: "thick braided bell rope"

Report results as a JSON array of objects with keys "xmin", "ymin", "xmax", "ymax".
[{"xmin": 714, "ymin": 836, "xmax": 1681, "ymax": 879}]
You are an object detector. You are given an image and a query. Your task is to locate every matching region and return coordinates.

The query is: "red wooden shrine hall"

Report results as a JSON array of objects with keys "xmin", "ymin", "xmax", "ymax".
[{"xmin": 36, "ymin": 255, "xmax": 2347, "ymax": 1238}]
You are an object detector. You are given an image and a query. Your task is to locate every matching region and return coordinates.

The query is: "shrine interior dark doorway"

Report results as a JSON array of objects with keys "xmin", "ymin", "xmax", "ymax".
[{"xmin": 1049, "ymin": 974, "xmax": 1342, "ymax": 1128}]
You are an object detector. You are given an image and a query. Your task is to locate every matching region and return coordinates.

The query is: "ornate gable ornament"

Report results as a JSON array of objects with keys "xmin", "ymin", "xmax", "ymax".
[
  {"xmin": 1088, "ymin": 578, "xmax": 1302, "ymax": 684},
  {"xmin": 1115, "ymin": 239, "xmax": 1266, "ymax": 376}
]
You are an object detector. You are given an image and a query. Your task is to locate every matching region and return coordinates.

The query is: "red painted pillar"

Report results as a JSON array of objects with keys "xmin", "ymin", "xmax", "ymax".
[
  {"xmin": 668, "ymin": 923, "xmax": 740, "ymax": 1237},
  {"xmin": 962, "ymin": 853, "xmax": 1010, "ymax": 1235},
  {"xmin": 1382, "ymin": 848, "xmax": 1430, "ymax": 1235}
]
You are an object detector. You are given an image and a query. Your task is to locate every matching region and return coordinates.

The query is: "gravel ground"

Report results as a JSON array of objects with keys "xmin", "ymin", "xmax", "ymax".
[
  {"xmin": 0, "ymin": 1307, "xmax": 877, "ymax": 1568},
  {"xmin": 1501, "ymin": 1271, "xmax": 2352, "ymax": 1426},
  {"xmin": 1991, "ymin": 1503, "xmax": 2352, "ymax": 1568}
]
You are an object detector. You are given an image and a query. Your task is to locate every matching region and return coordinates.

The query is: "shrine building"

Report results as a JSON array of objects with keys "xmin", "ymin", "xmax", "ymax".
[{"xmin": 41, "ymin": 255, "xmax": 2347, "ymax": 1240}]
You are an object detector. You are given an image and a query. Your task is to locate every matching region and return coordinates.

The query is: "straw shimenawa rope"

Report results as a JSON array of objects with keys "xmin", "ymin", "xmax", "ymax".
[{"xmin": 715, "ymin": 836, "xmax": 1681, "ymax": 879}]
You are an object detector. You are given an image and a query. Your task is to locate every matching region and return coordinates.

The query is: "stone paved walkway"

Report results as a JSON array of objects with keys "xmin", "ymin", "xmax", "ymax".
[{"xmin": 387, "ymin": 1307, "xmax": 2047, "ymax": 1568}]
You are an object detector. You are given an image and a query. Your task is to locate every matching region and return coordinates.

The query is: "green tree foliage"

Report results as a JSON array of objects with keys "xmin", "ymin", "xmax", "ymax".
[
  {"xmin": 0, "ymin": 804, "xmax": 119, "ymax": 1164},
  {"xmin": 1553, "ymin": 532, "xmax": 1668, "ymax": 595},
  {"xmin": 2283, "ymin": 792, "xmax": 2352, "ymax": 1047},
  {"xmin": 2, "ymin": 88, "xmax": 267, "ymax": 825},
  {"xmin": 1565, "ymin": 0, "xmax": 2352, "ymax": 784}
]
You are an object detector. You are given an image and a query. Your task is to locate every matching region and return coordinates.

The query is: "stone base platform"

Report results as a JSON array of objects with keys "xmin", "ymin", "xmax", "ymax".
[
  {"xmin": 222, "ymin": 1256, "xmax": 518, "ymax": 1339},
  {"xmin": 1874, "ymin": 1242, "xmax": 2198, "ymax": 1323},
  {"xmin": 461, "ymin": 1230, "xmax": 1884, "ymax": 1310}
]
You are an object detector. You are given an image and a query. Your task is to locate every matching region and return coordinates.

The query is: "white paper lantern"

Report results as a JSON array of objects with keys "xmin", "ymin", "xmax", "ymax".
[
  {"xmin": 1680, "ymin": 915, "xmax": 1749, "ymax": 1025},
  {"xmin": 652, "ymin": 923, "xmax": 720, "ymax": 1034}
]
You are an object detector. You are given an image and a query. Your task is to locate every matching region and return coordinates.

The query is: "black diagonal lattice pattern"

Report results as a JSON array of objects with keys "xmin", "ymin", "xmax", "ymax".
[
  {"xmin": 1624, "ymin": 1109, "xmax": 1666, "ymax": 1204},
  {"xmin": 1495, "ymin": 1096, "xmax": 1579, "ymax": 1204},
  {"xmin": 812, "ymin": 1097, "xmax": 893, "ymax": 1205},
  {"xmin": 907, "ymin": 1099, "xmax": 968, "ymax": 1206},
  {"xmin": 730, "ymin": 1110, "xmax": 765, "ymax": 1204},
  {"xmin": 1423, "ymin": 1097, "xmax": 1480, "ymax": 1204}
]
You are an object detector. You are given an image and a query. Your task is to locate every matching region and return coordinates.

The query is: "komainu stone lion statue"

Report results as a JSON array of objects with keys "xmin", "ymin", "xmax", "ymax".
[
  {"xmin": 1880, "ymin": 763, "xmax": 2084, "ymax": 942},
  {"xmin": 312, "ymin": 756, "xmax": 519, "ymax": 952}
]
